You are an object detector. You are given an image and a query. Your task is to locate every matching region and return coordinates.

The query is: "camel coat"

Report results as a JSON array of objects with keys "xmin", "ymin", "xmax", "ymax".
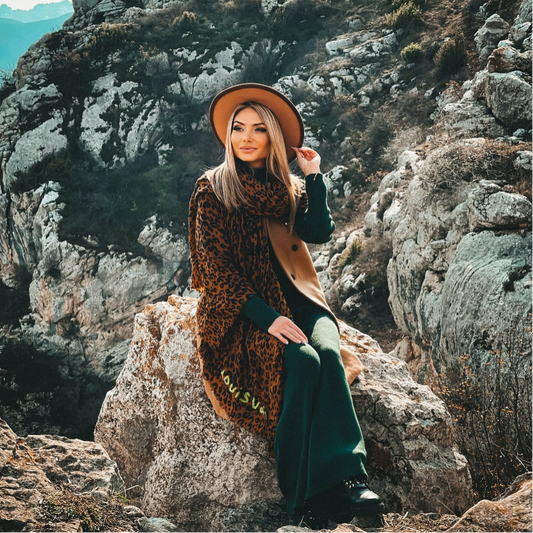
[{"xmin": 201, "ymin": 216, "xmax": 364, "ymax": 420}]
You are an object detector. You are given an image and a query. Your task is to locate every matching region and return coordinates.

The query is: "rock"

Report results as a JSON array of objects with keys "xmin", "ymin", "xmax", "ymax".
[
  {"xmin": 0, "ymin": 417, "xmax": 131, "ymax": 531},
  {"xmin": 474, "ymin": 14, "xmax": 511, "ymax": 61},
  {"xmin": 466, "ymin": 181, "xmax": 532, "ymax": 230},
  {"xmin": 385, "ymin": 139, "xmax": 532, "ymax": 446},
  {"xmin": 95, "ymin": 295, "xmax": 473, "ymax": 531},
  {"xmin": 123, "ymin": 505, "xmax": 144, "ymax": 518},
  {"xmin": 349, "ymin": 34, "xmax": 397, "ymax": 62},
  {"xmin": 261, "ymin": 0, "xmax": 291, "ymax": 16},
  {"xmin": 138, "ymin": 517, "xmax": 180, "ymax": 532},
  {"xmin": 522, "ymin": 34, "xmax": 532, "ymax": 51},
  {"xmin": 509, "ymin": 22, "xmax": 531, "ymax": 47},
  {"xmin": 515, "ymin": 150, "xmax": 532, "ymax": 171},
  {"xmin": 325, "ymin": 37, "xmax": 354, "ymax": 56},
  {"xmin": 487, "ymin": 46, "xmax": 532, "ymax": 73},
  {"xmin": 3, "ymin": 112, "xmax": 68, "ymax": 191},
  {"xmin": 436, "ymin": 230, "xmax": 532, "ymax": 382},
  {"xmin": 484, "ymin": 71, "xmax": 533, "ymax": 129},
  {"xmin": 279, "ymin": 522, "xmax": 365, "ymax": 532},
  {"xmin": 447, "ymin": 473, "xmax": 532, "ymax": 532},
  {"xmin": 514, "ymin": 0, "xmax": 532, "ymax": 27},
  {"xmin": 137, "ymin": 215, "xmax": 189, "ymax": 264},
  {"xmin": 79, "ymin": 74, "xmax": 144, "ymax": 168},
  {"xmin": 177, "ymin": 39, "xmax": 284, "ymax": 103},
  {"xmin": 324, "ymin": 165, "xmax": 348, "ymax": 197}
]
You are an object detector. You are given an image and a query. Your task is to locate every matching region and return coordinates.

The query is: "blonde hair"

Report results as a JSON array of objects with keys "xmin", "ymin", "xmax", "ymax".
[{"xmin": 209, "ymin": 101, "xmax": 302, "ymax": 231}]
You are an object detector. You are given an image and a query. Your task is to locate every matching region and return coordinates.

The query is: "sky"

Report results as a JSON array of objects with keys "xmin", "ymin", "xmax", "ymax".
[{"xmin": 0, "ymin": 0, "xmax": 71, "ymax": 10}]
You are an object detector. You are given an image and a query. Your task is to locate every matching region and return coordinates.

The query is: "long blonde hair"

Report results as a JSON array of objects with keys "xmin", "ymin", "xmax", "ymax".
[{"xmin": 209, "ymin": 101, "xmax": 302, "ymax": 231}]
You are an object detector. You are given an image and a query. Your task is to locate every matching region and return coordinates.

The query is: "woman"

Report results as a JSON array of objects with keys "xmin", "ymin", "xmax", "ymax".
[{"xmin": 189, "ymin": 83, "xmax": 384, "ymax": 529}]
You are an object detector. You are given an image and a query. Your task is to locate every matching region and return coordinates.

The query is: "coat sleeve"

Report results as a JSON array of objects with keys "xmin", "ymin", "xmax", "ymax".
[
  {"xmin": 294, "ymin": 173, "xmax": 335, "ymax": 244},
  {"xmin": 189, "ymin": 179, "xmax": 256, "ymax": 348}
]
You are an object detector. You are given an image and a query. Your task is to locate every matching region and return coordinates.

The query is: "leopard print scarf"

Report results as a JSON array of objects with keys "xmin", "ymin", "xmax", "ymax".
[{"xmin": 189, "ymin": 166, "xmax": 304, "ymax": 448}]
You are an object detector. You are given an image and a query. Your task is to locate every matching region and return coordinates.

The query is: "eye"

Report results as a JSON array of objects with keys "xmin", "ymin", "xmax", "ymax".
[
  {"xmin": 255, "ymin": 127, "xmax": 267, "ymax": 133},
  {"xmin": 232, "ymin": 125, "xmax": 243, "ymax": 131}
]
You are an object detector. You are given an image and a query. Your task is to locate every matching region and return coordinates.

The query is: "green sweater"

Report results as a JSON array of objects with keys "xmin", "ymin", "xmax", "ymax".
[{"xmin": 242, "ymin": 169, "xmax": 335, "ymax": 332}]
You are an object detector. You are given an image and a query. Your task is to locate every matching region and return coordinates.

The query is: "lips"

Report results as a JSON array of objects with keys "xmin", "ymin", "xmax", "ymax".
[{"xmin": 239, "ymin": 147, "xmax": 256, "ymax": 152}]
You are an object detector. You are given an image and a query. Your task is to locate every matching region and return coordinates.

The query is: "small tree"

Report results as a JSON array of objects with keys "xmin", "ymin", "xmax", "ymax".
[{"xmin": 434, "ymin": 32, "xmax": 467, "ymax": 74}]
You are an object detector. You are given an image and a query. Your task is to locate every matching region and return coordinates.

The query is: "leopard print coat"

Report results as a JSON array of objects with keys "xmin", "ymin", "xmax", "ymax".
[{"xmin": 189, "ymin": 168, "xmax": 305, "ymax": 448}]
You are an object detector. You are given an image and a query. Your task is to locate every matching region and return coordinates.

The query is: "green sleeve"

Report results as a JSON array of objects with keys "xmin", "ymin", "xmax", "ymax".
[
  {"xmin": 242, "ymin": 294, "xmax": 281, "ymax": 333},
  {"xmin": 294, "ymin": 173, "xmax": 336, "ymax": 244}
]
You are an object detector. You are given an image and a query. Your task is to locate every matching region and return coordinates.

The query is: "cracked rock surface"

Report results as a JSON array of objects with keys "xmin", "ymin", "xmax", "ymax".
[{"xmin": 95, "ymin": 295, "xmax": 473, "ymax": 531}]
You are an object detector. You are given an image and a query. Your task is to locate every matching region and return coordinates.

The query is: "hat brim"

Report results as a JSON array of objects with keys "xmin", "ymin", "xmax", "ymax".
[{"xmin": 209, "ymin": 83, "xmax": 304, "ymax": 163}]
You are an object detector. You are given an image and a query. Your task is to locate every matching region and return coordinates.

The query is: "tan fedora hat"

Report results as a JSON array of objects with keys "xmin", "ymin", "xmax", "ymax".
[{"xmin": 209, "ymin": 82, "xmax": 304, "ymax": 162}]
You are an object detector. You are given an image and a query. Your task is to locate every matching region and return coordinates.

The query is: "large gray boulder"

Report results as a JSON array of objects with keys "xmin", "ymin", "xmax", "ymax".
[
  {"xmin": 474, "ymin": 14, "xmax": 511, "ymax": 60},
  {"xmin": 95, "ymin": 295, "xmax": 473, "ymax": 531}
]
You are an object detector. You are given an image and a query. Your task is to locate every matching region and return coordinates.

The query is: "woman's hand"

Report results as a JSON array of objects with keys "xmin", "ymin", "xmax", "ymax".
[
  {"xmin": 268, "ymin": 316, "xmax": 308, "ymax": 345},
  {"xmin": 293, "ymin": 146, "xmax": 321, "ymax": 176}
]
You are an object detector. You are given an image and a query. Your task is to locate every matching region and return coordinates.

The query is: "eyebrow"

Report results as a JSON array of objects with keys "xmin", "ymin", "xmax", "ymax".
[{"xmin": 233, "ymin": 120, "xmax": 266, "ymax": 126}]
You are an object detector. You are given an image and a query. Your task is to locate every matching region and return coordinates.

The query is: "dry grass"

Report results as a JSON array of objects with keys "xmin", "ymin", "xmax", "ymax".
[
  {"xmin": 381, "ymin": 511, "xmax": 460, "ymax": 531},
  {"xmin": 36, "ymin": 489, "xmax": 139, "ymax": 532},
  {"xmin": 420, "ymin": 139, "xmax": 533, "ymax": 194}
]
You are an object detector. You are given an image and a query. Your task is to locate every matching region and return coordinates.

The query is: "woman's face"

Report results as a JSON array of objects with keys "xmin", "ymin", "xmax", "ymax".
[{"xmin": 231, "ymin": 107, "xmax": 271, "ymax": 169}]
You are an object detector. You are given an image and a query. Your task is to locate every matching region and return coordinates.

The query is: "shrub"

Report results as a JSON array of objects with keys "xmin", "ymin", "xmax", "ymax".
[
  {"xmin": 231, "ymin": 0, "xmax": 262, "ymax": 13},
  {"xmin": 434, "ymin": 32, "xmax": 467, "ymax": 74},
  {"xmin": 0, "ymin": 68, "xmax": 16, "ymax": 102},
  {"xmin": 384, "ymin": 1, "xmax": 422, "ymax": 29},
  {"xmin": 338, "ymin": 240, "xmax": 365, "ymax": 270},
  {"xmin": 421, "ymin": 140, "xmax": 532, "ymax": 193},
  {"xmin": 360, "ymin": 113, "xmax": 393, "ymax": 160},
  {"xmin": 172, "ymin": 10, "xmax": 197, "ymax": 29},
  {"xmin": 40, "ymin": 489, "xmax": 135, "ymax": 531},
  {"xmin": 391, "ymin": 0, "xmax": 425, "ymax": 7},
  {"xmin": 400, "ymin": 42, "xmax": 424, "ymax": 63},
  {"xmin": 10, "ymin": 151, "xmax": 72, "ymax": 195},
  {"xmin": 84, "ymin": 23, "xmax": 133, "ymax": 59}
]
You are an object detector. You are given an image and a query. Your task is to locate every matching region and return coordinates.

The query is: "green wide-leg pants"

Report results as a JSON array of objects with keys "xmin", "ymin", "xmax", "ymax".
[{"xmin": 274, "ymin": 304, "xmax": 367, "ymax": 516}]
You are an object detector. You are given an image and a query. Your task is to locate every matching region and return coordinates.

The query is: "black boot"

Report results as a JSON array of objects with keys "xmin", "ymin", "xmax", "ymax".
[
  {"xmin": 328, "ymin": 476, "xmax": 385, "ymax": 523},
  {"xmin": 297, "ymin": 505, "xmax": 330, "ymax": 530}
]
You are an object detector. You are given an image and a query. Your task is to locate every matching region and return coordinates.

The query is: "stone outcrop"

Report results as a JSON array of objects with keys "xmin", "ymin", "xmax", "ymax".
[
  {"xmin": 474, "ymin": 14, "xmax": 511, "ymax": 60},
  {"xmin": 0, "ymin": 417, "xmax": 182, "ymax": 532},
  {"xmin": 439, "ymin": 0, "xmax": 532, "ymax": 138},
  {"xmin": 355, "ymin": 136, "xmax": 533, "ymax": 394},
  {"xmin": 0, "ymin": 417, "xmax": 129, "ymax": 531},
  {"xmin": 95, "ymin": 295, "xmax": 473, "ymax": 531},
  {"xmin": 447, "ymin": 473, "xmax": 532, "ymax": 533}
]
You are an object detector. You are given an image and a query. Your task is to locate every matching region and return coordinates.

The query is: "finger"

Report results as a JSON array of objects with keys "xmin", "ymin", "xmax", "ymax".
[
  {"xmin": 292, "ymin": 147, "xmax": 306, "ymax": 158},
  {"xmin": 282, "ymin": 324, "xmax": 308, "ymax": 344},
  {"xmin": 274, "ymin": 332, "xmax": 289, "ymax": 345}
]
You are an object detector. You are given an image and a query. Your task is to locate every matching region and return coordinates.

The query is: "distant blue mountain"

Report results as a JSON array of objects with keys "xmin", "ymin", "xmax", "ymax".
[
  {"xmin": 0, "ymin": 1, "xmax": 73, "ymax": 23},
  {"xmin": 0, "ymin": 14, "xmax": 72, "ymax": 71}
]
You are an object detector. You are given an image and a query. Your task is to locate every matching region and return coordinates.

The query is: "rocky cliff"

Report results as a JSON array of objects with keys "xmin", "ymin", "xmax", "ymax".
[{"xmin": 0, "ymin": 0, "xmax": 530, "ymax": 515}]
